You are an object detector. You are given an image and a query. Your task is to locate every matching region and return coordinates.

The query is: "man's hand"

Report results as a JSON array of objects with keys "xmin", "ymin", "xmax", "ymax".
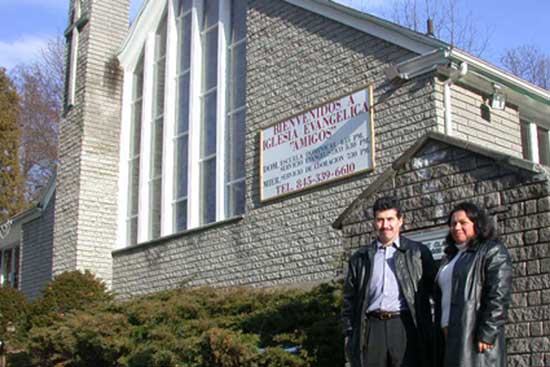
[{"xmin": 478, "ymin": 341, "xmax": 493, "ymax": 353}]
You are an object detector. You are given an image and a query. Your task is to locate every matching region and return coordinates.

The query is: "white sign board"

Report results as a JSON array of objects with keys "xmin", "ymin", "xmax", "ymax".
[
  {"xmin": 405, "ymin": 226, "xmax": 448, "ymax": 260},
  {"xmin": 260, "ymin": 86, "xmax": 375, "ymax": 201}
]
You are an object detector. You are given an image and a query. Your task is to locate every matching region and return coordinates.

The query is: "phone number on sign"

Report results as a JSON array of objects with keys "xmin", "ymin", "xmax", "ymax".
[{"xmin": 295, "ymin": 163, "xmax": 356, "ymax": 189}]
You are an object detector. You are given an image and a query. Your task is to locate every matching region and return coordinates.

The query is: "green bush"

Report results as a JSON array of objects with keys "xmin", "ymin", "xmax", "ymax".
[
  {"xmin": 19, "ymin": 281, "xmax": 344, "ymax": 367},
  {"xmin": 200, "ymin": 327, "xmax": 259, "ymax": 367},
  {"xmin": 126, "ymin": 345, "xmax": 178, "ymax": 367},
  {"xmin": 6, "ymin": 351, "xmax": 32, "ymax": 367},
  {"xmin": 28, "ymin": 310, "xmax": 132, "ymax": 367},
  {"xmin": 0, "ymin": 286, "xmax": 30, "ymax": 351},
  {"xmin": 258, "ymin": 347, "xmax": 307, "ymax": 367},
  {"xmin": 30, "ymin": 270, "xmax": 114, "ymax": 328}
]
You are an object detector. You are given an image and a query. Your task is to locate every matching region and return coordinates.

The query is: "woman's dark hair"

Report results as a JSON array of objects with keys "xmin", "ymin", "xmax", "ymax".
[{"xmin": 445, "ymin": 202, "xmax": 495, "ymax": 245}]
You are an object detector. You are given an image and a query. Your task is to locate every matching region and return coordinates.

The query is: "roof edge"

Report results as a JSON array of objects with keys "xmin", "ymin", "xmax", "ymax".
[
  {"xmin": 449, "ymin": 49, "xmax": 550, "ymax": 104},
  {"xmin": 285, "ymin": 0, "xmax": 448, "ymax": 54},
  {"xmin": 333, "ymin": 132, "xmax": 544, "ymax": 229},
  {"xmin": 2, "ymin": 171, "xmax": 57, "ymax": 226},
  {"xmin": 118, "ymin": 0, "xmax": 166, "ymax": 69}
]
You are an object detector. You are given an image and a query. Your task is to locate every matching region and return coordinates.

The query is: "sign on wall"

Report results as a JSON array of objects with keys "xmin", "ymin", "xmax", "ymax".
[
  {"xmin": 405, "ymin": 226, "xmax": 448, "ymax": 260},
  {"xmin": 260, "ymin": 86, "xmax": 375, "ymax": 201}
]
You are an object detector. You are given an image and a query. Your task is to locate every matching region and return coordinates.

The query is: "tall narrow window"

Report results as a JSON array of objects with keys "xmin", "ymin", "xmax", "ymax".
[
  {"xmin": 225, "ymin": 0, "xmax": 246, "ymax": 217},
  {"xmin": 13, "ymin": 247, "xmax": 19, "ymax": 289},
  {"xmin": 64, "ymin": 0, "xmax": 87, "ymax": 109},
  {"xmin": 1, "ymin": 248, "xmax": 12, "ymax": 286},
  {"xmin": 199, "ymin": 0, "xmax": 219, "ymax": 225},
  {"xmin": 0, "ymin": 246, "xmax": 17, "ymax": 287},
  {"xmin": 150, "ymin": 16, "xmax": 168, "ymax": 239},
  {"xmin": 520, "ymin": 120, "xmax": 533, "ymax": 160},
  {"xmin": 127, "ymin": 55, "xmax": 144, "ymax": 245},
  {"xmin": 173, "ymin": 0, "xmax": 192, "ymax": 232},
  {"xmin": 537, "ymin": 126, "xmax": 550, "ymax": 165},
  {"xmin": 120, "ymin": 0, "xmax": 248, "ymax": 244}
]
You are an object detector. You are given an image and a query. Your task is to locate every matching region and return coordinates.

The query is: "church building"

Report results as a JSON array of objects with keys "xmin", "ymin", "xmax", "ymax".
[{"xmin": 1, "ymin": 1, "xmax": 549, "ymax": 365}]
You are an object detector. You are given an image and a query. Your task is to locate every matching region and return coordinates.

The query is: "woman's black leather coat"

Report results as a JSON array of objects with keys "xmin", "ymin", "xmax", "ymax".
[{"xmin": 435, "ymin": 239, "xmax": 513, "ymax": 367}]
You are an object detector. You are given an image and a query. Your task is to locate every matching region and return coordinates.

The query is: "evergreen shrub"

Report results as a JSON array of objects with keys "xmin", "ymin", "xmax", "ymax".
[
  {"xmin": 21, "ymin": 279, "xmax": 344, "ymax": 367},
  {"xmin": 0, "ymin": 286, "xmax": 29, "ymax": 350},
  {"xmin": 30, "ymin": 270, "xmax": 114, "ymax": 328}
]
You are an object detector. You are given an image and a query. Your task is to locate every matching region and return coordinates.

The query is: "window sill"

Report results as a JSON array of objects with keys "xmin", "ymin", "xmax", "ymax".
[{"xmin": 112, "ymin": 214, "xmax": 244, "ymax": 256}]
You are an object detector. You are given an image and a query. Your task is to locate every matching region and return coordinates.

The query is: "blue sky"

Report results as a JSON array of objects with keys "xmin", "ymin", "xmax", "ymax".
[{"xmin": 0, "ymin": 0, "xmax": 549, "ymax": 72}]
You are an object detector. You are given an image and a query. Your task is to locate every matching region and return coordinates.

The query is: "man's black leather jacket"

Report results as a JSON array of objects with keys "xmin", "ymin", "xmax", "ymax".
[{"xmin": 342, "ymin": 236, "xmax": 436, "ymax": 367}]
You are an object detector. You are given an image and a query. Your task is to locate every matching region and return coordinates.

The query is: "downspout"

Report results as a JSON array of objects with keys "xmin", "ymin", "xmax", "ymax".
[{"xmin": 443, "ymin": 62, "xmax": 468, "ymax": 136}]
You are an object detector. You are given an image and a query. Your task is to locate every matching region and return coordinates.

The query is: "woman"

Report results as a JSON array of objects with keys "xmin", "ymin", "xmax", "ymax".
[{"xmin": 435, "ymin": 202, "xmax": 512, "ymax": 367}]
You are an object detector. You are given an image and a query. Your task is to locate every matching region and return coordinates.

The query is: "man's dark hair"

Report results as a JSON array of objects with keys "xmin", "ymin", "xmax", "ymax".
[
  {"xmin": 445, "ymin": 202, "xmax": 495, "ymax": 244},
  {"xmin": 372, "ymin": 196, "xmax": 403, "ymax": 218}
]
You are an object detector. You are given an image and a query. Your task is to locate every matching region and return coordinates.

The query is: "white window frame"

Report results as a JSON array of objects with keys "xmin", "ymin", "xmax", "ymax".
[
  {"xmin": 126, "ymin": 62, "xmax": 144, "ymax": 246},
  {"xmin": 163, "ymin": 1, "xmax": 178, "ymax": 236},
  {"xmin": 224, "ymin": 0, "xmax": 247, "ymax": 218},
  {"xmin": 175, "ymin": 0, "xmax": 230, "ymax": 228},
  {"xmin": 186, "ymin": 0, "xmax": 204, "ymax": 229},
  {"xmin": 149, "ymin": 14, "xmax": 169, "ymax": 240},
  {"xmin": 520, "ymin": 119, "xmax": 550, "ymax": 166},
  {"xmin": 137, "ymin": 32, "xmax": 157, "ymax": 243},
  {"xmin": 68, "ymin": 28, "xmax": 79, "ymax": 105},
  {"xmin": 216, "ymin": 0, "xmax": 231, "ymax": 222},
  {"xmin": 528, "ymin": 121, "xmax": 540, "ymax": 164},
  {"xmin": 536, "ymin": 125, "xmax": 550, "ymax": 165},
  {"xmin": 65, "ymin": 0, "xmax": 85, "ymax": 108},
  {"xmin": 117, "ymin": 0, "xmax": 242, "ymax": 247},
  {"xmin": 117, "ymin": 0, "xmax": 166, "ymax": 248}
]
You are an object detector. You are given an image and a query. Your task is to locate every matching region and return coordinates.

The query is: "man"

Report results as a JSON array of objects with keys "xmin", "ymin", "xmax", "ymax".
[{"xmin": 342, "ymin": 196, "xmax": 436, "ymax": 367}]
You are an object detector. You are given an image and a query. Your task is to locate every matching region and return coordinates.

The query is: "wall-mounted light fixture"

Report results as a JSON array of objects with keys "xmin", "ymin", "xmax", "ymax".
[{"xmin": 491, "ymin": 83, "xmax": 506, "ymax": 110}]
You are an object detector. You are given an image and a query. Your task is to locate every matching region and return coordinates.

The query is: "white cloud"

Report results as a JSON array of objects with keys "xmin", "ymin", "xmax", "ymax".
[{"xmin": 0, "ymin": 35, "xmax": 50, "ymax": 71}]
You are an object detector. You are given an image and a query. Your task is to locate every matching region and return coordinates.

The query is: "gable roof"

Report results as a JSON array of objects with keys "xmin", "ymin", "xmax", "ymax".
[
  {"xmin": 332, "ymin": 131, "xmax": 546, "ymax": 229},
  {"xmin": 119, "ymin": 0, "xmax": 446, "ymax": 69},
  {"xmin": 4, "ymin": 171, "xmax": 56, "ymax": 226},
  {"xmin": 119, "ymin": 0, "xmax": 166, "ymax": 70},
  {"xmin": 286, "ymin": 0, "xmax": 448, "ymax": 54},
  {"xmin": 0, "ymin": 172, "xmax": 56, "ymax": 246},
  {"xmin": 119, "ymin": 0, "xmax": 549, "ymax": 120}
]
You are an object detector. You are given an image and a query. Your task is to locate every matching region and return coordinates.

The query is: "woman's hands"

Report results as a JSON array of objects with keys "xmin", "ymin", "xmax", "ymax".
[{"xmin": 478, "ymin": 341, "xmax": 493, "ymax": 353}]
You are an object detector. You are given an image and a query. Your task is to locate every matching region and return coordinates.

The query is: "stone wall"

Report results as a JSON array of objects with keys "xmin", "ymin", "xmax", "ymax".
[
  {"xmin": 53, "ymin": 0, "xmax": 129, "ymax": 287},
  {"xmin": 53, "ymin": 0, "xmax": 87, "ymax": 276},
  {"xmin": 21, "ymin": 197, "xmax": 55, "ymax": 300},
  {"xmin": 111, "ymin": 0, "xmax": 441, "ymax": 297},
  {"xmin": 336, "ymin": 133, "xmax": 550, "ymax": 367}
]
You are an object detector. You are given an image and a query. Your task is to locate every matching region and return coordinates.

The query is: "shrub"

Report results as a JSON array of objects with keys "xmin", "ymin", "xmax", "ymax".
[
  {"xmin": 200, "ymin": 327, "xmax": 259, "ymax": 367},
  {"xmin": 30, "ymin": 270, "xmax": 113, "ymax": 327},
  {"xmin": 257, "ymin": 347, "xmax": 307, "ymax": 367},
  {"xmin": 6, "ymin": 351, "xmax": 32, "ymax": 367},
  {"xmin": 0, "ymin": 286, "xmax": 30, "ymax": 350},
  {"xmin": 27, "ymin": 310, "xmax": 132, "ymax": 367},
  {"xmin": 126, "ymin": 345, "xmax": 178, "ymax": 367},
  {"xmin": 18, "ymin": 281, "xmax": 345, "ymax": 367}
]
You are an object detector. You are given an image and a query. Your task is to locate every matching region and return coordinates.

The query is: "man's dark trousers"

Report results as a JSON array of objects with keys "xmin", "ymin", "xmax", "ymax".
[{"xmin": 362, "ymin": 312, "xmax": 420, "ymax": 367}]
